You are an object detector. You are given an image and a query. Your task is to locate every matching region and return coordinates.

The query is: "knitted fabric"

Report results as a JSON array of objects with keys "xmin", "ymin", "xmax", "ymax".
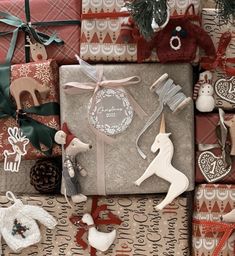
[
  {"xmin": 0, "ymin": 192, "xmax": 57, "ymax": 253},
  {"xmin": 154, "ymin": 17, "xmax": 216, "ymax": 63}
]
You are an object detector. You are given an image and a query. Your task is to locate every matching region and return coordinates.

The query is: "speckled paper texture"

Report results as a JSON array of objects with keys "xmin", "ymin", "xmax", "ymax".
[
  {"xmin": 0, "ymin": 194, "xmax": 191, "ymax": 256},
  {"xmin": 0, "ymin": 160, "xmax": 37, "ymax": 194},
  {"xmin": 59, "ymin": 64, "xmax": 194, "ymax": 195}
]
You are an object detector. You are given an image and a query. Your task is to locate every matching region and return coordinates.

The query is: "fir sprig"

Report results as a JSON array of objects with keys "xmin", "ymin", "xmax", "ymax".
[
  {"xmin": 215, "ymin": 0, "xmax": 235, "ymax": 23},
  {"xmin": 125, "ymin": 0, "xmax": 168, "ymax": 40}
]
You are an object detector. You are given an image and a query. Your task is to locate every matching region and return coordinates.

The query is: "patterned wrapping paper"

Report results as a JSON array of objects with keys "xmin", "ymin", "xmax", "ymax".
[
  {"xmin": 195, "ymin": 113, "xmax": 235, "ymax": 183},
  {"xmin": 0, "ymin": 0, "xmax": 81, "ymax": 65},
  {"xmin": 60, "ymin": 63, "xmax": 194, "ymax": 195},
  {"xmin": 0, "ymin": 59, "xmax": 61, "ymax": 162},
  {"xmin": 202, "ymin": 9, "xmax": 235, "ymax": 110},
  {"xmin": 193, "ymin": 184, "xmax": 235, "ymax": 256},
  {"xmin": 0, "ymin": 193, "xmax": 192, "ymax": 256},
  {"xmin": 80, "ymin": 0, "xmax": 201, "ymax": 62}
]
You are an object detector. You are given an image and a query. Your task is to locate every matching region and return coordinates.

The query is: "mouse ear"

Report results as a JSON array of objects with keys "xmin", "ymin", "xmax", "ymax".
[{"xmin": 54, "ymin": 130, "xmax": 67, "ymax": 145}]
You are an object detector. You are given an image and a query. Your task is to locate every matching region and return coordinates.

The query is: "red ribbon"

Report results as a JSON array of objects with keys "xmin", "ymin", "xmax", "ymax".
[
  {"xmin": 70, "ymin": 197, "xmax": 122, "ymax": 256},
  {"xmin": 193, "ymin": 219, "xmax": 235, "ymax": 256},
  {"xmin": 201, "ymin": 32, "xmax": 235, "ymax": 76}
]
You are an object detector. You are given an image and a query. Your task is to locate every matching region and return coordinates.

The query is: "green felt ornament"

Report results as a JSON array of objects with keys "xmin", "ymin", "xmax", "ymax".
[{"xmin": 125, "ymin": 0, "xmax": 169, "ymax": 40}]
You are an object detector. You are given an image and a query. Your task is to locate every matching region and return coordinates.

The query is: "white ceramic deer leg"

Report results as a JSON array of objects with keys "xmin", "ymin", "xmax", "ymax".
[{"xmin": 135, "ymin": 114, "xmax": 189, "ymax": 210}]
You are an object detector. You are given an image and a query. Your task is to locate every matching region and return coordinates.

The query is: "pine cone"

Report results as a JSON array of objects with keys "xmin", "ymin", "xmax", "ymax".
[{"xmin": 30, "ymin": 158, "xmax": 62, "ymax": 194}]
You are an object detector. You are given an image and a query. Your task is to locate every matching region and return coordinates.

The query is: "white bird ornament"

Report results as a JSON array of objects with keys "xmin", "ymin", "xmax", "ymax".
[{"xmin": 81, "ymin": 213, "xmax": 117, "ymax": 252}]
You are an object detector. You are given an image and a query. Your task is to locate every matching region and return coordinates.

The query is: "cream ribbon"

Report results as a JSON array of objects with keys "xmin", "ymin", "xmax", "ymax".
[{"xmin": 63, "ymin": 63, "xmax": 147, "ymax": 195}]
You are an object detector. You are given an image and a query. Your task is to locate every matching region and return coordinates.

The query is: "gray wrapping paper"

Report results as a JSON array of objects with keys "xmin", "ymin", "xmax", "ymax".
[
  {"xmin": 0, "ymin": 160, "xmax": 37, "ymax": 194},
  {"xmin": 59, "ymin": 63, "xmax": 194, "ymax": 195}
]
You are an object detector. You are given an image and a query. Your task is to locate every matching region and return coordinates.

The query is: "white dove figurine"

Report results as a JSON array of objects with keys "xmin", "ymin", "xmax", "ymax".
[{"xmin": 81, "ymin": 213, "xmax": 117, "ymax": 252}]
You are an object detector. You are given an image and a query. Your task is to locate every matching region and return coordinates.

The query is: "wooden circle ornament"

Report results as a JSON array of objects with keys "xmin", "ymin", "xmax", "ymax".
[{"xmin": 88, "ymin": 88, "xmax": 134, "ymax": 135}]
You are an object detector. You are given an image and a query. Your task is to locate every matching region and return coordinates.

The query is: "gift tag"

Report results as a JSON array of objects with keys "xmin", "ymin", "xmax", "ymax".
[
  {"xmin": 198, "ymin": 151, "xmax": 232, "ymax": 183},
  {"xmin": 3, "ymin": 127, "xmax": 29, "ymax": 172},
  {"xmin": 215, "ymin": 77, "xmax": 235, "ymax": 104},
  {"xmin": 88, "ymin": 88, "xmax": 134, "ymax": 135}
]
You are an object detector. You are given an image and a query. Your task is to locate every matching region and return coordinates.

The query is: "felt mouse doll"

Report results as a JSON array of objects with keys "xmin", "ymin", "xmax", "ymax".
[{"xmin": 54, "ymin": 123, "xmax": 92, "ymax": 204}]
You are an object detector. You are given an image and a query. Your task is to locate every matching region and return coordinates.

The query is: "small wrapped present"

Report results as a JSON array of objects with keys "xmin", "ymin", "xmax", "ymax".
[
  {"xmin": 0, "ymin": 0, "xmax": 81, "ymax": 64},
  {"xmin": 0, "ymin": 59, "xmax": 61, "ymax": 172},
  {"xmin": 193, "ymin": 184, "xmax": 235, "ymax": 256},
  {"xmin": 0, "ymin": 193, "xmax": 192, "ymax": 255},
  {"xmin": 59, "ymin": 63, "xmax": 194, "ymax": 195},
  {"xmin": 195, "ymin": 112, "xmax": 235, "ymax": 183},
  {"xmin": 80, "ymin": 0, "xmax": 201, "ymax": 63},
  {"xmin": 201, "ymin": 9, "xmax": 235, "ymax": 110}
]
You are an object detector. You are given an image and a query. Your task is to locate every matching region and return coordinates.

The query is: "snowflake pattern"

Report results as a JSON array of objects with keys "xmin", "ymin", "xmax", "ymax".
[
  {"xmin": 47, "ymin": 118, "xmax": 60, "ymax": 130},
  {"xmin": 34, "ymin": 63, "xmax": 52, "ymax": 85},
  {"xmin": 19, "ymin": 65, "xmax": 31, "ymax": 77}
]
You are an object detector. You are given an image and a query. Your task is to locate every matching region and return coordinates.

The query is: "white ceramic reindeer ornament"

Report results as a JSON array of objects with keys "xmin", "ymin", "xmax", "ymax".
[
  {"xmin": 26, "ymin": 36, "xmax": 47, "ymax": 62},
  {"xmin": 3, "ymin": 127, "xmax": 29, "ymax": 172},
  {"xmin": 81, "ymin": 213, "xmax": 116, "ymax": 252},
  {"xmin": 54, "ymin": 123, "xmax": 92, "ymax": 204},
  {"xmin": 134, "ymin": 114, "xmax": 189, "ymax": 210}
]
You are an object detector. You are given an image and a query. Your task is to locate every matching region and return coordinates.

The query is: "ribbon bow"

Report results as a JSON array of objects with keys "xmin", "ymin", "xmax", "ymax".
[
  {"xmin": 70, "ymin": 198, "xmax": 122, "ymax": 255},
  {"xmin": 0, "ymin": 0, "xmax": 81, "ymax": 63},
  {"xmin": 193, "ymin": 219, "xmax": 235, "ymax": 256},
  {"xmin": 201, "ymin": 32, "xmax": 235, "ymax": 76},
  {"xmin": 0, "ymin": 89, "xmax": 60, "ymax": 155},
  {"xmin": 198, "ymin": 108, "xmax": 231, "ymax": 168},
  {"xmin": 63, "ymin": 65, "xmax": 147, "ymax": 121}
]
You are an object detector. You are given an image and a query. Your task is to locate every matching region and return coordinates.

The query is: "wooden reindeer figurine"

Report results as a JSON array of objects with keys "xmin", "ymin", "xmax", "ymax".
[
  {"xmin": 224, "ymin": 116, "xmax": 235, "ymax": 155},
  {"xmin": 54, "ymin": 123, "xmax": 92, "ymax": 204},
  {"xmin": 3, "ymin": 127, "xmax": 29, "ymax": 172},
  {"xmin": 134, "ymin": 114, "xmax": 189, "ymax": 210},
  {"xmin": 10, "ymin": 77, "xmax": 50, "ymax": 110},
  {"xmin": 26, "ymin": 36, "xmax": 47, "ymax": 62}
]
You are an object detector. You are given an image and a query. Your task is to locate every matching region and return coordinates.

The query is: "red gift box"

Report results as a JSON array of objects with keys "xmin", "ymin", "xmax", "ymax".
[
  {"xmin": 0, "ymin": 0, "xmax": 81, "ymax": 64},
  {"xmin": 193, "ymin": 184, "xmax": 235, "ymax": 256},
  {"xmin": 195, "ymin": 113, "xmax": 235, "ymax": 183},
  {"xmin": 0, "ymin": 59, "xmax": 61, "ymax": 167}
]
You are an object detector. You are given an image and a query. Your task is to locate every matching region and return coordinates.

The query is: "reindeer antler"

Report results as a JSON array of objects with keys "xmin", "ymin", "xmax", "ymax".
[
  {"xmin": 8, "ymin": 127, "xmax": 28, "ymax": 142},
  {"xmin": 8, "ymin": 127, "xmax": 19, "ymax": 143}
]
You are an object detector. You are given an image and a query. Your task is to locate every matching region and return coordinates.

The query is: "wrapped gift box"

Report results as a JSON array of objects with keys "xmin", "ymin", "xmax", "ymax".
[
  {"xmin": 0, "ymin": 160, "xmax": 38, "ymax": 194},
  {"xmin": 201, "ymin": 9, "xmax": 235, "ymax": 110},
  {"xmin": 0, "ymin": 59, "xmax": 61, "ymax": 163},
  {"xmin": 0, "ymin": 0, "xmax": 81, "ymax": 64},
  {"xmin": 195, "ymin": 113, "xmax": 235, "ymax": 183},
  {"xmin": 80, "ymin": 0, "xmax": 201, "ymax": 62},
  {"xmin": 0, "ymin": 193, "xmax": 192, "ymax": 255},
  {"xmin": 59, "ymin": 63, "xmax": 194, "ymax": 195},
  {"xmin": 193, "ymin": 184, "xmax": 235, "ymax": 256}
]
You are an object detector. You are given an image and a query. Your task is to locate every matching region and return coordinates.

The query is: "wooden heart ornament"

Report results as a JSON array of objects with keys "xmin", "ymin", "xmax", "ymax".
[
  {"xmin": 198, "ymin": 151, "xmax": 232, "ymax": 183},
  {"xmin": 215, "ymin": 77, "xmax": 235, "ymax": 104}
]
